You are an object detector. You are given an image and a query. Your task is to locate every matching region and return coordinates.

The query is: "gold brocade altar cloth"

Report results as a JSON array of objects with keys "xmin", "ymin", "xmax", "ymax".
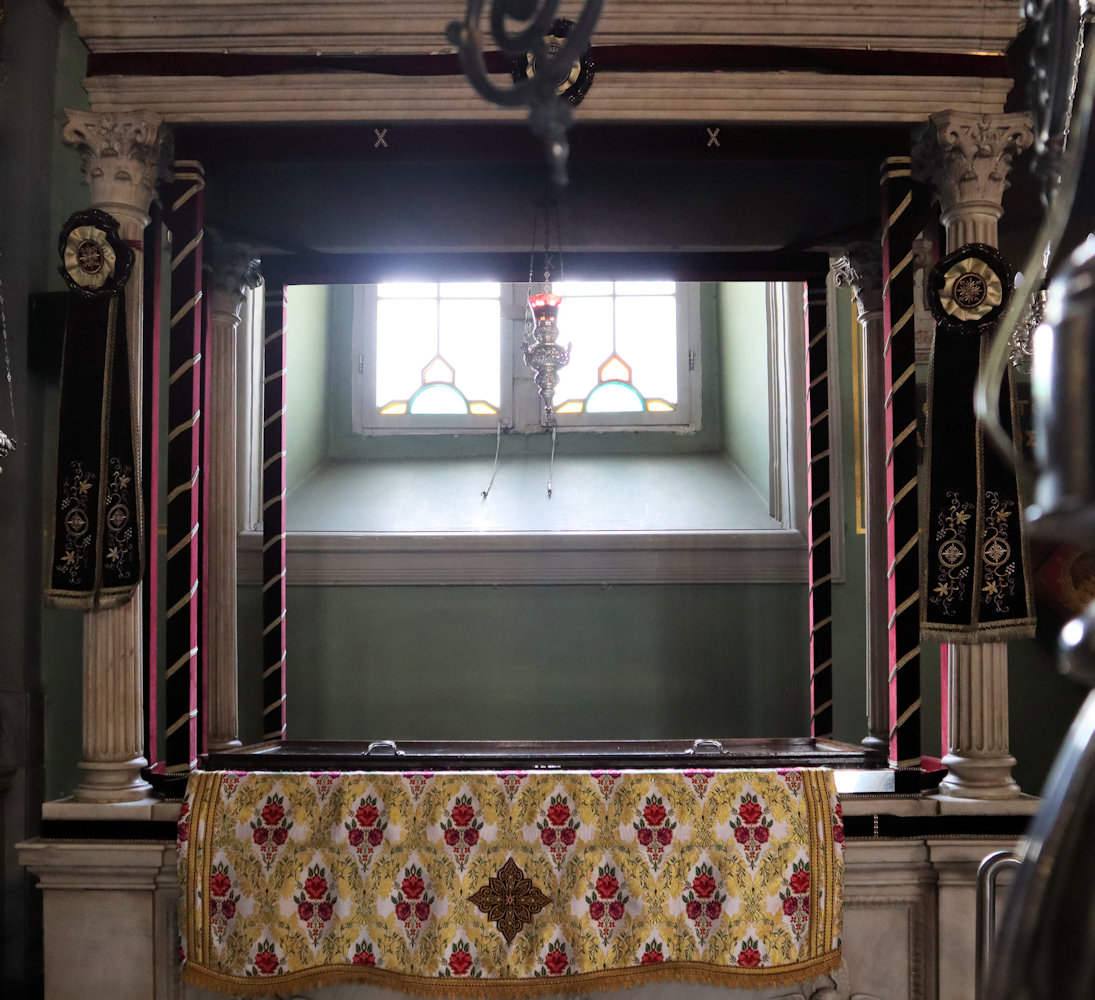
[{"xmin": 179, "ymin": 769, "xmax": 844, "ymax": 996}]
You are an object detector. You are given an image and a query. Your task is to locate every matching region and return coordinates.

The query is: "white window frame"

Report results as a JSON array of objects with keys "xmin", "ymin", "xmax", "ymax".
[{"xmin": 351, "ymin": 281, "xmax": 702, "ymax": 436}]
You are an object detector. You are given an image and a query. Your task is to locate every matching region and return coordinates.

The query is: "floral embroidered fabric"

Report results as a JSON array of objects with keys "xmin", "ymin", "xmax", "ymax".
[{"xmin": 179, "ymin": 769, "xmax": 843, "ymax": 996}]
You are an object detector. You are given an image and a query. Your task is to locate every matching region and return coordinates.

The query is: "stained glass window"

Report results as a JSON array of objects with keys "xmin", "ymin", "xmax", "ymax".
[
  {"xmin": 374, "ymin": 282, "xmax": 501, "ymax": 416},
  {"xmin": 355, "ymin": 280, "xmax": 696, "ymax": 434},
  {"xmin": 549, "ymin": 281, "xmax": 679, "ymax": 415}
]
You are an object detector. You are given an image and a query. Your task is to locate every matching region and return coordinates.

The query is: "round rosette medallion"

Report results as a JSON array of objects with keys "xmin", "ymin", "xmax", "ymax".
[
  {"xmin": 927, "ymin": 243, "xmax": 1013, "ymax": 336},
  {"xmin": 58, "ymin": 209, "xmax": 134, "ymax": 297}
]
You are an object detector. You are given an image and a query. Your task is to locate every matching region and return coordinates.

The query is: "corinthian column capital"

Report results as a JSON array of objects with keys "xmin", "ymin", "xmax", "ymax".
[
  {"xmin": 916, "ymin": 110, "xmax": 1033, "ymax": 248},
  {"xmin": 832, "ymin": 242, "xmax": 884, "ymax": 317},
  {"xmin": 60, "ymin": 110, "xmax": 169, "ymax": 220},
  {"xmin": 206, "ymin": 238, "xmax": 262, "ymax": 323}
]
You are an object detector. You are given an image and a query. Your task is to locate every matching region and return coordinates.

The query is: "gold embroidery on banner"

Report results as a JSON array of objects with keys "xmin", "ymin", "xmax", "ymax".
[
  {"xmin": 980, "ymin": 490, "xmax": 1018, "ymax": 611},
  {"xmin": 930, "ymin": 490, "xmax": 974, "ymax": 614}
]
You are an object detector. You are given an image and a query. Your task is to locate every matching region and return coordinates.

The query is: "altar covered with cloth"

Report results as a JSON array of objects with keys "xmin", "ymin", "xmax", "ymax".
[{"xmin": 179, "ymin": 768, "xmax": 843, "ymax": 996}]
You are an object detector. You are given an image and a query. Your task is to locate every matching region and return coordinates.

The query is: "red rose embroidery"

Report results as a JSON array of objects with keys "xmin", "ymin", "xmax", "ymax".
[
  {"xmin": 692, "ymin": 873, "xmax": 717, "ymax": 898},
  {"xmin": 738, "ymin": 946, "xmax": 761, "ymax": 968},
  {"xmin": 637, "ymin": 827, "xmax": 653, "ymax": 846},
  {"xmin": 305, "ymin": 875, "xmax": 328, "ymax": 899},
  {"xmin": 444, "ymin": 828, "xmax": 460, "ymax": 846},
  {"xmin": 609, "ymin": 900, "xmax": 625, "ymax": 921},
  {"xmin": 261, "ymin": 802, "xmax": 285, "ymax": 826},
  {"xmin": 367, "ymin": 827, "xmax": 384, "ymax": 847},
  {"xmin": 221, "ymin": 899, "xmax": 236, "ymax": 920},
  {"xmin": 317, "ymin": 901, "xmax": 333, "ymax": 922},
  {"xmin": 356, "ymin": 803, "xmax": 379, "ymax": 827},
  {"xmin": 547, "ymin": 803, "xmax": 570, "ymax": 826},
  {"xmin": 685, "ymin": 899, "xmax": 702, "ymax": 920},
  {"xmin": 252, "ymin": 826, "xmax": 269, "ymax": 845},
  {"xmin": 641, "ymin": 949, "xmax": 664, "ymax": 964},
  {"xmin": 595, "ymin": 874, "xmax": 619, "ymax": 899},
  {"xmin": 753, "ymin": 825, "xmax": 769, "ymax": 843},
  {"xmin": 209, "ymin": 872, "xmax": 232, "ymax": 897},
  {"xmin": 395, "ymin": 901, "xmax": 411, "ymax": 921},
  {"xmin": 177, "ymin": 822, "xmax": 189, "ymax": 843},
  {"xmin": 656, "ymin": 826, "xmax": 673, "ymax": 846},
  {"xmin": 544, "ymin": 949, "xmax": 568, "ymax": 975},
  {"xmin": 401, "ymin": 875, "xmax": 425, "ymax": 900},
  {"xmin": 739, "ymin": 801, "xmax": 762, "ymax": 824},
  {"xmin": 782, "ymin": 896, "xmax": 798, "ymax": 915},
  {"xmin": 415, "ymin": 901, "xmax": 430, "ymax": 922},
  {"xmin": 463, "ymin": 827, "xmax": 479, "ymax": 846},
  {"xmin": 272, "ymin": 826, "xmax": 288, "ymax": 845},
  {"xmin": 560, "ymin": 826, "xmax": 576, "ymax": 846},
  {"xmin": 254, "ymin": 949, "xmax": 279, "ymax": 975},
  {"xmin": 705, "ymin": 900, "xmax": 721, "ymax": 920},
  {"xmin": 349, "ymin": 827, "xmax": 365, "ymax": 847},
  {"xmin": 833, "ymin": 825, "xmax": 845, "ymax": 844},
  {"xmin": 589, "ymin": 900, "xmax": 605, "ymax": 920},
  {"xmin": 734, "ymin": 826, "xmax": 750, "ymax": 844},
  {"xmin": 352, "ymin": 949, "xmax": 376, "ymax": 966},
  {"xmin": 449, "ymin": 949, "xmax": 473, "ymax": 975},
  {"xmin": 451, "ymin": 803, "xmax": 475, "ymax": 827},
  {"xmin": 541, "ymin": 827, "xmax": 557, "ymax": 846},
  {"xmin": 643, "ymin": 802, "xmax": 667, "ymax": 826},
  {"xmin": 790, "ymin": 870, "xmax": 810, "ymax": 894},
  {"xmin": 298, "ymin": 901, "xmax": 314, "ymax": 921}
]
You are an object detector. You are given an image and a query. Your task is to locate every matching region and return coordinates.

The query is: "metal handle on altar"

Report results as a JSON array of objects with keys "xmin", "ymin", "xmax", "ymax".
[
  {"xmin": 691, "ymin": 738, "xmax": 725, "ymax": 756},
  {"xmin": 365, "ymin": 739, "xmax": 401, "ymax": 757}
]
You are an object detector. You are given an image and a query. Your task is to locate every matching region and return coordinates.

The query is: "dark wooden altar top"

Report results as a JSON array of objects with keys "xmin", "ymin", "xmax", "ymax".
[{"xmin": 205, "ymin": 736, "xmax": 883, "ymax": 776}]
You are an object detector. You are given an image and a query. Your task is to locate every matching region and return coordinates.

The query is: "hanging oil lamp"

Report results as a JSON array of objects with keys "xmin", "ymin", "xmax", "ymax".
[{"xmin": 523, "ymin": 290, "xmax": 569, "ymax": 424}]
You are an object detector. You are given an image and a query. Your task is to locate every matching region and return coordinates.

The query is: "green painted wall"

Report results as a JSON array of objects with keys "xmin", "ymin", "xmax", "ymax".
[
  {"xmin": 285, "ymin": 284, "xmax": 332, "ymax": 494},
  {"xmin": 717, "ymin": 282, "xmax": 770, "ymax": 503},
  {"xmin": 237, "ymin": 583, "xmax": 811, "ymax": 747}
]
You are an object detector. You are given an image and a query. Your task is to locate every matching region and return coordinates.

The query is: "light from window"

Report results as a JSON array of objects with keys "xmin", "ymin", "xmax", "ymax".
[
  {"xmin": 551, "ymin": 280, "xmax": 678, "ymax": 414},
  {"xmin": 354, "ymin": 280, "xmax": 696, "ymax": 434},
  {"xmin": 376, "ymin": 282, "xmax": 501, "ymax": 415}
]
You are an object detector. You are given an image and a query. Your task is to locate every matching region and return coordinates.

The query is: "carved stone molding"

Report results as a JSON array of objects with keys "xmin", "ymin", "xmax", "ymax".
[
  {"xmin": 833, "ymin": 243, "xmax": 884, "ymax": 317},
  {"xmin": 917, "ymin": 110, "xmax": 1034, "ymax": 243},
  {"xmin": 60, "ymin": 109, "xmax": 168, "ymax": 216}
]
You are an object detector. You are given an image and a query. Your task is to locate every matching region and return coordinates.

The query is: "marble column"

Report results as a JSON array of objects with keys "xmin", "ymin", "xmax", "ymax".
[
  {"xmin": 204, "ymin": 243, "xmax": 261, "ymax": 751},
  {"xmin": 919, "ymin": 110, "xmax": 1034, "ymax": 798},
  {"xmin": 60, "ymin": 110, "xmax": 167, "ymax": 803},
  {"xmin": 833, "ymin": 245, "xmax": 888, "ymax": 754}
]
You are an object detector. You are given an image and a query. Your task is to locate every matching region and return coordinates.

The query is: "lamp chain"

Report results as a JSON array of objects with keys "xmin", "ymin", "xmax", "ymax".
[{"xmin": 480, "ymin": 420, "xmax": 504, "ymax": 501}]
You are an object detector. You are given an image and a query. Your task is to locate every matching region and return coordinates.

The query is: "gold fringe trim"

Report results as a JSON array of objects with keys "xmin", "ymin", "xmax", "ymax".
[
  {"xmin": 182, "ymin": 951, "xmax": 843, "ymax": 999},
  {"xmin": 919, "ymin": 618, "xmax": 1037, "ymax": 643}
]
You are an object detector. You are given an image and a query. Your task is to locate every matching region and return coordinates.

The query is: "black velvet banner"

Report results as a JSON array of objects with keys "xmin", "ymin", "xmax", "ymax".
[
  {"xmin": 921, "ymin": 243, "xmax": 1036, "ymax": 641},
  {"xmin": 46, "ymin": 210, "xmax": 143, "ymax": 610}
]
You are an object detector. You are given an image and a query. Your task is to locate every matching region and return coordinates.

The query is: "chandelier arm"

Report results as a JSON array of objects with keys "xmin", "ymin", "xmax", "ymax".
[
  {"xmin": 447, "ymin": 0, "xmax": 604, "ymax": 185},
  {"xmin": 489, "ymin": 0, "xmax": 562, "ymax": 56}
]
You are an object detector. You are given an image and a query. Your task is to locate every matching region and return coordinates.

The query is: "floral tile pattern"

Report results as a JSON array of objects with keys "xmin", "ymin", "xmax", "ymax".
[{"xmin": 179, "ymin": 768, "xmax": 843, "ymax": 996}]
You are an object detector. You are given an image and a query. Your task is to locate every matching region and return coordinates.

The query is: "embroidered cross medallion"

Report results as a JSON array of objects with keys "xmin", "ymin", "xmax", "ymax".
[{"xmin": 469, "ymin": 857, "xmax": 551, "ymax": 944}]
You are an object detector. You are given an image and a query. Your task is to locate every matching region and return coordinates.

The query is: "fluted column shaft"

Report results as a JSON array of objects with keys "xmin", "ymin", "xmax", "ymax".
[
  {"xmin": 61, "ymin": 110, "xmax": 167, "ymax": 801},
  {"xmin": 205, "ymin": 247, "xmax": 260, "ymax": 751},
  {"xmin": 921, "ymin": 109, "xmax": 1033, "ymax": 798}
]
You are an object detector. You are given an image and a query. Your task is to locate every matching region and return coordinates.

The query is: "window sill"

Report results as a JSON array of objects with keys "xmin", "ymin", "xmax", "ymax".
[
  {"xmin": 238, "ymin": 455, "xmax": 808, "ymax": 585},
  {"xmin": 237, "ymin": 527, "xmax": 807, "ymax": 586}
]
